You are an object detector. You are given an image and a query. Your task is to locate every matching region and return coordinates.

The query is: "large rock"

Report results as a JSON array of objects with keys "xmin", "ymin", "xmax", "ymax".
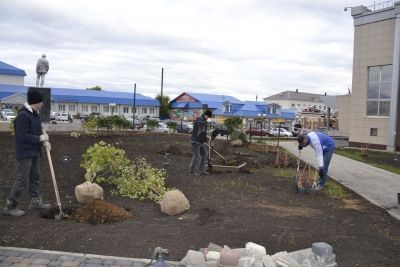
[
  {"xmin": 75, "ymin": 181, "xmax": 104, "ymax": 204},
  {"xmin": 160, "ymin": 189, "xmax": 190, "ymax": 216}
]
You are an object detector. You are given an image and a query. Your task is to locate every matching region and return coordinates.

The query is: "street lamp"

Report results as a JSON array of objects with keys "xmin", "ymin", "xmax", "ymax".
[{"xmin": 109, "ymin": 103, "xmax": 116, "ymax": 116}]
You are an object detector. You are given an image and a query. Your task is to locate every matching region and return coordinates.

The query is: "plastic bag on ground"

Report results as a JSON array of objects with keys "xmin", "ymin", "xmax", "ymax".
[
  {"xmin": 219, "ymin": 246, "xmax": 240, "ymax": 267},
  {"xmin": 179, "ymin": 250, "xmax": 206, "ymax": 267},
  {"xmin": 245, "ymin": 242, "xmax": 267, "ymax": 260}
]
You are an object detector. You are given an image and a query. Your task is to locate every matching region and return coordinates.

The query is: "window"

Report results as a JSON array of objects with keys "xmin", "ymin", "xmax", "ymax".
[
  {"xmin": 370, "ymin": 128, "xmax": 378, "ymax": 136},
  {"xmin": 91, "ymin": 106, "xmax": 98, "ymax": 113},
  {"xmin": 82, "ymin": 105, "xmax": 88, "ymax": 112},
  {"xmin": 150, "ymin": 107, "xmax": 155, "ymax": 114},
  {"xmin": 123, "ymin": 106, "xmax": 129, "ymax": 113},
  {"xmin": 323, "ymin": 106, "xmax": 326, "ymax": 110},
  {"xmin": 103, "ymin": 106, "xmax": 109, "ymax": 113},
  {"xmin": 69, "ymin": 105, "xmax": 75, "ymax": 112},
  {"xmin": 58, "ymin": 104, "xmax": 65, "ymax": 112},
  {"xmin": 291, "ymin": 104, "xmax": 295, "ymax": 107},
  {"xmin": 223, "ymin": 103, "xmax": 232, "ymax": 112},
  {"xmin": 142, "ymin": 107, "xmax": 147, "ymax": 114},
  {"xmin": 367, "ymin": 65, "xmax": 392, "ymax": 116}
]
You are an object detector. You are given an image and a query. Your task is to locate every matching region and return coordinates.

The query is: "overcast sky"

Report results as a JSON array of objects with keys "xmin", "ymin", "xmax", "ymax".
[{"xmin": 0, "ymin": 0, "xmax": 375, "ymax": 100}]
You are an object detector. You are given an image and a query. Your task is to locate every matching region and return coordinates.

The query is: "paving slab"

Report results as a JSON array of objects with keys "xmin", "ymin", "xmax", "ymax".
[
  {"xmin": 280, "ymin": 141, "xmax": 400, "ymax": 220},
  {"xmin": 0, "ymin": 247, "xmax": 179, "ymax": 267}
]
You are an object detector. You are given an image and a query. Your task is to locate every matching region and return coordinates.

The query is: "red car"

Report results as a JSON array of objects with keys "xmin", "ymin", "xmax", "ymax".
[{"xmin": 245, "ymin": 127, "xmax": 270, "ymax": 136}]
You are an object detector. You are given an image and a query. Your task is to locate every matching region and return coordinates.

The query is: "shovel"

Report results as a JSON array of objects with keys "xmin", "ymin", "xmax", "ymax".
[{"xmin": 43, "ymin": 130, "xmax": 64, "ymax": 219}]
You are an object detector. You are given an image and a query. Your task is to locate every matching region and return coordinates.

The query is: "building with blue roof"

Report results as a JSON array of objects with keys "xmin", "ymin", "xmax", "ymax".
[
  {"xmin": 0, "ymin": 61, "xmax": 27, "ymax": 86},
  {"xmin": 169, "ymin": 92, "xmax": 296, "ymax": 127},
  {"xmin": 0, "ymin": 83, "xmax": 160, "ymax": 118}
]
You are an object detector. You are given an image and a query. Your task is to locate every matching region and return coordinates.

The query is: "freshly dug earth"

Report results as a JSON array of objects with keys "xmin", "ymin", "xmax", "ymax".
[
  {"xmin": 1, "ymin": 132, "xmax": 400, "ymax": 266},
  {"xmin": 71, "ymin": 199, "xmax": 133, "ymax": 224}
]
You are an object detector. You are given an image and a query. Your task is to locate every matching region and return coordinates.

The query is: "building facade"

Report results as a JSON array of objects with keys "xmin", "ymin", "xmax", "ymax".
[
  {"xmin": 169, "ymin": 92, "xmax": 296, "ymax": 128},
  {"xmin": 0, "ymin": 84, "xmax": 160, "ymax": 118},
  {"xmin": 0, "ymin": 61, "xmax": 26, "ymax": 86},
  {"xmin": 347, "ymin": 2, "xmax": 400, "ymax": 150}
]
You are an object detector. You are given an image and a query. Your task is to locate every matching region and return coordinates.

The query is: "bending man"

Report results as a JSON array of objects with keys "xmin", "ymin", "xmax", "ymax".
[{"xmin": 298, "ymin": 131, "xmax": 336, "ymax": 191}]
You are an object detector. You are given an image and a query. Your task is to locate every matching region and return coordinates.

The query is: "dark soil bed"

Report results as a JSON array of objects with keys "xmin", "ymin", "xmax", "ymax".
[{"xmin": 0, "ymin": 132, "xmax": 399, "ymax": 266}]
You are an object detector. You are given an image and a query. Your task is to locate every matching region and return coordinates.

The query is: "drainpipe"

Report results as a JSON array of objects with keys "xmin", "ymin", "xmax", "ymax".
[{"xmin": 388, "ymin": 14, "xmax": 400, "ymax": 151}]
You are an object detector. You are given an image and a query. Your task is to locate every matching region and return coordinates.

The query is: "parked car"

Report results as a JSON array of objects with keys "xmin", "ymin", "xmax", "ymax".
[
  {"xmin": 154, "ymin": 123, "xmax": 169, "ymax": 132},
  {"xmin": 50, "ymin": 112, "xmax": 59, "ymax": 120},
  {"xmin": 127, "ymin": 116, "xmax": 144, "ymax": 129},
  {"xmin": 270, "ymin": 128, "xmax": 293, "ymax": 137},
  {"xmin": 57, "ymin": 112, "xmax": 70, "ymax": 121},
  {"xmin": 3, "ymin": 112, "xmax": 16, "ymax": 121},
  {"xmin": 176, "ymin": 123, "xmax": 191, "ymax": 134},
  {"xmin": 245, "ymin": 127, "xmax": 270, "ymax": 136},
  {"xmin": 1, "ymin": 109, "xmax": 12, "ymax": 119}
]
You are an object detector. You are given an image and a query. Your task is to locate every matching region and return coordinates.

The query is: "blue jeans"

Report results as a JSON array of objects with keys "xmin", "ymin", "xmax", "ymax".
[
  {"xmin": 189, "ymin": 142, "xmax": 208, "ymax": 174},
  {"xmin": 8, "ymin": 157, "xmax": 41, "ymax": 203},
  {"xmin": 319, "ymin": 149, "xmax": 334, "ymax": 186}
]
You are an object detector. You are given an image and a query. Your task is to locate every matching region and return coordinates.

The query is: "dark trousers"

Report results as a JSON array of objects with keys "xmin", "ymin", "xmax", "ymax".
[
  {"xmin": 7, "ymin": 157, "xmax": 41, "ymax": 203},
  {"xmin": 189, "ymin": 142, "xmax": 208, "ymax": 174}
]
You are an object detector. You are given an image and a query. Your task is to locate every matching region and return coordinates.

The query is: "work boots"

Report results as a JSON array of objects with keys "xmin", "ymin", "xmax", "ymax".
[
  {"xmin": 29, "ymin": 197, "xmax": 51, "ymax": 210},
  {"xmin": 3, "ymin": 200, "xmax": 25, "ymax": 217}
]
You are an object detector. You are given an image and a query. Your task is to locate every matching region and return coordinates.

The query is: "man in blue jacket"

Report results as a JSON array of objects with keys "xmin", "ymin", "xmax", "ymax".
[
  {"xmin": 189, "ymin": 110, "xmax": 212, "ymax": 176},
  {"xmin": 3, "ymin": 91, "xmax": 51, "ymax": 217},
  {"xmin": 298, "ymin": 131, "xmax": 336, "ymax": 191}
]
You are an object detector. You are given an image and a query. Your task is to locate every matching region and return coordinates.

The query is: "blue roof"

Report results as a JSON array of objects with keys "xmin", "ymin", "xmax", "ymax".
[
  {"xmin": 0, "ymin": 61, "xmax": 27, "ymax": 76},
  {"xmin": 188, "ymin": 92, "xmax": 242, "ymax": 105},
  {"xmin": 0, "ymin": 84, "xmax": 159, "ymax": 106}
]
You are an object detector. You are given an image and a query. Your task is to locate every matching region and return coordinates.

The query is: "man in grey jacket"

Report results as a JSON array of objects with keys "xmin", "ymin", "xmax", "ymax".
[
  {"xmin": 36, "ymin": 54, "xmax": 49, "ymax": 87},
  {"xmin": 189, "ymin": 110, "xmax": 212, "ymax": 176}
]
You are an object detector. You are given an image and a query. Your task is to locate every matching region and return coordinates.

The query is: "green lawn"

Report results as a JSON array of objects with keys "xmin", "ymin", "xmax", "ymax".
[{"xmin": 335, "ymin": 148, "xmax": 400, "ymax": 175}]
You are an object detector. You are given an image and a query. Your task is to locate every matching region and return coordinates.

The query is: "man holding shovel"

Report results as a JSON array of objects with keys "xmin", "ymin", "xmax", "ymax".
[
  {"xmin": 3, "ymin": 91, "xmax": 51, "ymax": 217},
  {"xmin": 189, "ymin": 109, "xmax": 212, "ymax": 176},
  {"xmin": 298, "ymin": 131, "xmax": 336, "ymax": 191}
]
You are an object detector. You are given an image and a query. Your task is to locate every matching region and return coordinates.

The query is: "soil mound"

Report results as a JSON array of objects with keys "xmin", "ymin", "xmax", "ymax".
[
  {"xmin": 157, "ymin": 144, "xmax": 183, "ymax": 155},
  {"xmin": 71, "ymin": 199, "xmax": 133, "ymax": 224}
]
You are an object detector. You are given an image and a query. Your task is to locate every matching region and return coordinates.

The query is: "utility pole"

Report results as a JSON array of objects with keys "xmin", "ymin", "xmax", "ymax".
[
  {"xmin": 161, "ymin": 68, "xmax": 164, "ymax": 98},
  {"xmin": 133, "ymin": 83, "xmax": 136, "ymax": 131}
]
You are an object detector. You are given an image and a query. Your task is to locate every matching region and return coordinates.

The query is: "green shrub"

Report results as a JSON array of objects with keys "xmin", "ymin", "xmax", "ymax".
[
  {"xmin": 147, "ymin": 119, "xmax": 159, "ymax": 131},
  {"xmin": 80, "ymin": 141, "xmax": 168, "ymax": 202},
  {"xmin": 224, "ymin": 116, "xmax": 243, "ymax": 140},
  {"xmin": 167, "ymin": 121, "xmax": 177, "ymax": 132}
]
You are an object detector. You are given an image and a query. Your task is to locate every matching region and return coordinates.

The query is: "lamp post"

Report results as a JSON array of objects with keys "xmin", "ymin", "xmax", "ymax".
[
  {"xmin": 133, "ymin": 83, "xmax": 136, "ymax": 131},
  {"xmin": 109, "ymin": 103, "xmax": 116, "ymax": 116}
]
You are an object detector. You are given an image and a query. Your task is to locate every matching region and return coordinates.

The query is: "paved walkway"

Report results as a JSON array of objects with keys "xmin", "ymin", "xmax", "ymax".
[
  {"xmin": 0, "ymin": 246, "xmax": 179, "ymax": 267},
  {"xmin": 280, "ymin": 141, "xmax": 400, "ymax": 220}
]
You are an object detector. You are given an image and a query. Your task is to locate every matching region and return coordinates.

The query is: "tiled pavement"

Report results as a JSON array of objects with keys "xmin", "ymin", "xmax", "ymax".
[{"xmin": 0, "ymin": 247, "xmax": 180, "ymax": 267}]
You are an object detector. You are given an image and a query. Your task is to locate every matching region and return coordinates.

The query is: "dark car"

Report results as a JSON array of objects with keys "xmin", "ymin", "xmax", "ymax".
[
  {"xmin": 176, "ymin": 123, "xmax": 191, "ymax": 134},
  {"xmin": 245, "ymin": 127, "xmax": 270, "ymax": 136}
]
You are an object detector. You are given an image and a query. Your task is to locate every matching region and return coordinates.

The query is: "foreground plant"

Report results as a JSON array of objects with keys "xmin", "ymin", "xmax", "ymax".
[{"xmin": 80, "ymin": 141, "xmax": 168, "ymax": 202}]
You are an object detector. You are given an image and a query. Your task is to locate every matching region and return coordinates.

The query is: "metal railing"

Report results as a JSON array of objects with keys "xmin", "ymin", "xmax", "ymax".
[{"xmin": 367, "ymin": 0, "xmax": 394, "ymax": 11}]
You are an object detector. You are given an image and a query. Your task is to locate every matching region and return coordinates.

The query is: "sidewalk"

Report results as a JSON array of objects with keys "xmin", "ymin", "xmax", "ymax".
[
  {"xmin": 280, "ymin": 142, "xmax": 400, "ymax": 220},
  {"xmin": 0, "ymin": 246, "xmax": 179, "ymax": 267}
]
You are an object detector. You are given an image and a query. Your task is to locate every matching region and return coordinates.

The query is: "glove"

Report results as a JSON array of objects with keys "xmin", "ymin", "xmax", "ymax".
[
  {"xmin": 44, "ymin": 141, "xmax": 51, "ymax": 151},
  {"xmin": 319, "ymin": 167, "xmax": 324, "ymax": 178},
  {"xmin": 40, "ymin": 134, "xmax": 49, "ymax": 142},
  {"xmin": 298, "ymin": 145, "xmax": 303, "ymax": 150}
]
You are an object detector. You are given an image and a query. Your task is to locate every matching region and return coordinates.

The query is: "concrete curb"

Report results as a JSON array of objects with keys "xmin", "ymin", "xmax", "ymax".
[{"xmin": 0, "ymin": 246, "xmax": 180, "ymax": 266}]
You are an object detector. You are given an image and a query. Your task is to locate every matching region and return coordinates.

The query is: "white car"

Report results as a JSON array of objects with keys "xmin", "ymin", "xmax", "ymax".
[
  {"xmin": 1, "ymin": 109, "xmax": 12, "ymax": 119},
  {"xmin": 270, "ymin": 128, "xmax": 293, "ymax": 137},
  {"xmin": 3, "ymin": 112, "xmax": 16, "ymax": 121},
  {"xmin": 154, "ymin": 123, "xmax": 169, "ymax": 132},
  {"xmin": 57, "ymin": 112, "xmax": 70, "ymax": 121}
]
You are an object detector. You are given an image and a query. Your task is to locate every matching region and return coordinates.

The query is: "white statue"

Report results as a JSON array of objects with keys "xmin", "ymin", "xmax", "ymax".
[{"xmin": 36, "ymin": 54, "xmax": 49, "ymax": 87}]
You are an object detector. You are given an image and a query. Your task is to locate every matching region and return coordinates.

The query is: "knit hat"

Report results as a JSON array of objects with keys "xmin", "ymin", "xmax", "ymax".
[
  {"xmin": 204, "ymin": 109, "xmax": 212, "ymax": 117},
  {"xmin": 27, "ymin": 91, "xmax": 43, "ymax": 105}
]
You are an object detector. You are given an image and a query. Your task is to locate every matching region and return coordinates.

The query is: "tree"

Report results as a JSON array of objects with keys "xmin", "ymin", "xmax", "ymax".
[
  {"xmin": 87, "ymin": 85, "xmax": 102, "ymax": 90},
  {"xmin": 156, "ymin": 94, "xmax": 170, "ymax": 117}
]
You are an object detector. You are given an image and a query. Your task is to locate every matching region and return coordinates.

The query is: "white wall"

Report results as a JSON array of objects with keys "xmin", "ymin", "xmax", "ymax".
[{"xmin": 0, "ymin": 75, "xmax": 24, "ymax": 86}]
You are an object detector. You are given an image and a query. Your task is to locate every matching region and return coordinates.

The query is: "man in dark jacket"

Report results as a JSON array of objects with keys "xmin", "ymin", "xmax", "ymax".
[
  {"xmin": 189, "ymin": 110, "xmax": 212, "ymax": 175},
  {"xmin": 3, "ymin": 91, "xmax": 51, "ymax": 217}
]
